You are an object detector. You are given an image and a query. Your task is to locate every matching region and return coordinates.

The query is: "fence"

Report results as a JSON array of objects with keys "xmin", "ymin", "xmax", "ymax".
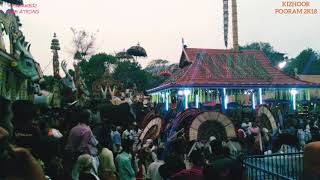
[{"xmin": 231, "ymin": 146, "xmax": 304, "ymax": 180}]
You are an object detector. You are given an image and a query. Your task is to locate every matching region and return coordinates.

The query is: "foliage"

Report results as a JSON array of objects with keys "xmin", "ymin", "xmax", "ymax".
[
  {"xmin": 240, "ymin": 42, "xmax": 286, "ymax": 66},
  {"xmin": 115, "ymin": 51, "xmax": 134, "ymax": 61},
  {"xmin": 79, "ymin": 53, "xmax": 117, "ymax": 90},
  {"xmin": 283, "ymin": 48, "xmax": 320, "ymax": 75},
  {"xmin": 40, "ymin": 75, "xmax": 54, "ymax": 91},
  {"xmin": 112, "ymin": 60, "xmax": 161, "ymax": 91},
  {"xmin": 77, "ymin": 53, "xmax": 164, "ymax": 92},
  {"xmin": 144, "ymin": 59, "xmax": 170, "ymax": 75}
]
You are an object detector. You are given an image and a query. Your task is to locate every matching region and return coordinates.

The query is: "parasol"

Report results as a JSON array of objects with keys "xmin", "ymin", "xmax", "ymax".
[
  {"xmin": 189, "ymin": 111, "xmax": 236, "ymax": 141},
  {"xmin": 127, "ymin": 43, "xmax": 147, "ymax": 59},
  {"xmin": 139, "ymin": 116, "xmax": 163, "ymax": 143}
]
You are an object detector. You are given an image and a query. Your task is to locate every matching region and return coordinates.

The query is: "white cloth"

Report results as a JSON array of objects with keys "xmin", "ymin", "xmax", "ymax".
[{"xmin": 146, "ymin": 160, "xmax": 164, "ymax": 180}]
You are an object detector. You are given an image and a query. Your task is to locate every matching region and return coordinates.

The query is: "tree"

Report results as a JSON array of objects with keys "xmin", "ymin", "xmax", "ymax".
[
  {"xmin": 112, "ymin": 60, "xmax": 146, "ymax": 90},
  {"xmin": 70, "ymin": 27, "xmax": 98, "ymax": 60},
  {"xmin": 144, "ymin": 59, "xmax": 169, "ymax": 75},
  {"xmin": 79, "ymin": 53, "xmax": 118, "ymax": 90},
  {"xmin": 240, "ymin": 42, "xmax": 286, "ymax": 66},
  {"xmin": 284, "ymin": 48, "xmax": 320, "ymax": 75}
]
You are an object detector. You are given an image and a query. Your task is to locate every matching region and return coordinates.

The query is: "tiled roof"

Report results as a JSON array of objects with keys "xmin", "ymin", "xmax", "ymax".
[
  {"xmin": 298, "ymin": 75, "xmax": 320, "ymax": 83},
  {"xmin": 147, "ymin": 48, "xmax": 320, "ymax": 93}
]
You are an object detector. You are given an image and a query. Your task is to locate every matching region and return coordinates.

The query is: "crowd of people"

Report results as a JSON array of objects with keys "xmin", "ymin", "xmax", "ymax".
[
  {"xmin": 0, "ymin": 95, "xmax": 246, "ymax": 180},
  {"xmin": 235, "ymin": 111, "xmax": 318, "ymax": 155}
]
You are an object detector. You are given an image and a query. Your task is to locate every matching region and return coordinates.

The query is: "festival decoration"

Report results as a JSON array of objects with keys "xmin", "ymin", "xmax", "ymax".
[
  {"xmin": 0, "ymin": 9, "xmax": 42, "ymax": 100},
  {"xmin": 51, "ymin": 33, "xmax": 60, "ymax": 78},
  {"xmin": 127, "ymin": 43, "xmax": 147, "ymax": 60}
]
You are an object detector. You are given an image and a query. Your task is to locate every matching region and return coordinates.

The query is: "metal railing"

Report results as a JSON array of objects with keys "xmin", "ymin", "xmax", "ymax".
[{"xmin": 231, "ymin": 147, "xmax": 304, "ymax": 180}]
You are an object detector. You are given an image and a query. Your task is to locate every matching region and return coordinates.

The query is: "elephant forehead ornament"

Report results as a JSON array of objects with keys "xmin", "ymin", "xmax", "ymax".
[{"xmin": 14, "ymin": 36, "xmax": 40, "ymax": 82}]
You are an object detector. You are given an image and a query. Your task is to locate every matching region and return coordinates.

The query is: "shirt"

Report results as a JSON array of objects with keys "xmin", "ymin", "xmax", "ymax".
[
  {"xmin": 99, "ymin": 148, "xmax": 116, "ymax": 175},
  {"xmin": 113, "ymin": 131, "xmax": 121, "ymax": 145},
  {"xmin": 172, "ymin": 166, "xmax": 203, "ymax": 180},
  {"xmin": 66, "ymin": 123, "xmax": 98, "ymax": 156},
  {"xmin": 146, "ymin": 160, "xmax": 164, "ymax": 180},
  {"xmin": 116, "ymin": 152, "xmax": 136, "ymax": 180}
]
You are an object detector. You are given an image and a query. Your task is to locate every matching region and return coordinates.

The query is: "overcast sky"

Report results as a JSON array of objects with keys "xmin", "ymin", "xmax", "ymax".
[{"xmin": 2, "ymin": 0, "xmax": 319, "ymax": 75}]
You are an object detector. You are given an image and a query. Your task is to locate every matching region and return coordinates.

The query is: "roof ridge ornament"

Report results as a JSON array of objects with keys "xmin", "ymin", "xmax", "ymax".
[{"xmin": 182, "ymin": 37, "xmax": 187, "ymax": 49}]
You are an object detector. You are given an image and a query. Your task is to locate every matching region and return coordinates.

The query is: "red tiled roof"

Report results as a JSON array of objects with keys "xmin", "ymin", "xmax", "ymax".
[{"xmin": 147, "ymin": 48, "xmax": 320, "ymax": 93}]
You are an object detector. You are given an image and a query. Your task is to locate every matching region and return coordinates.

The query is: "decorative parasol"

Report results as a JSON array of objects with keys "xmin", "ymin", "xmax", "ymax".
[
  {"xmin": 189, "ymin": 111, "xmax": 236, "ymax": 141},
  {"xmin": 256, "ymin": 105, "xmax": 277, "ymax": 134},
  {"xmin": 141, "ymin": 110, "xmax": 157, "ymax": 129},
  {"xmin": 139, "ymin": 116, "xmax": 163, "ymax": 143},
  {"xmin": 127, "ymin": 43, "xmax": 147, "ymax": 59}
]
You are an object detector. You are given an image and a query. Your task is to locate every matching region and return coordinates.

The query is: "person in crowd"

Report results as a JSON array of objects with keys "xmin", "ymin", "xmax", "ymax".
[
  {"xmin": 115, "ymin": 139, "xmax": 136, "ymax": 180},
  {"xmin": 248, "ymin": 121, "xmax": 260, "ymax": 136},
  {"xmin": 261, "ymin": 127, "xmax": 270, "ymax": 151},
  {"xmin": 241, "ymin": 118, "xmax": 252, "ymax": 135},
  {"xmin": 0, "ymin": 127, "xmax": 46, "ymax": 180},
  {"xmin": 172, "ymin": 149, "xmax": 204, "ymax": 180},
  {"xmin": 122, "ymin": 125, "xmax": 133, "ymax": 140},
  {"xmin": 297, "ymin": 125, "xmax": 306, "ymax": 149},
  {"xmin": 159, "ymin": 138, "xmax": 186, "ymax": 179},
  {"xmin": 237, "ymin": 128, "xmax": 246, "ymax": 146},
  {"xmin": 130, "ymin": 122, "xmax": 140, "ymax": 144},
  {"xmin": 203, "ymin": 157, "xmax": 243, "ymax": 180},
  {"xmin": 303, "ymin": 141, "xmax": 320, "ymax": 179},
  {"xmin": 0, "ymin": 96, "xmax": 13, "ymax": 139},
  {"xmin": 305, "ymin": 123, "xmax": 312, "ymax": 143},
  {"xmin": 66, "ymin": 110, "xmax": 99, "ymax": 176},
  {"xmin": 98, "ymin": 145, "xmax": 117, "ymax": 180},
  {"xmin": 146, "ymin": 147, "xmax": 165, "ymax": 180},
  {"xmin": 73, "ymin": 154, "xmax": 100, "ymax": 180},
  {"xmin": 136, "ymin": 152, "xmax": 147, "ymax": 180},
  {"xmin": 11, "ymin": 100, "xmax": 42, "ymax": 159},
  {"xmin": 206, "ymin": 139, "xmax": 223, "ymax": 163},
  {"xmin": 66, "ymin": 110, "xmax": 99, "ymax": 156},
  {"xmin": 113, "ymin": 126, "xmax": 122, "ymax": 153}
]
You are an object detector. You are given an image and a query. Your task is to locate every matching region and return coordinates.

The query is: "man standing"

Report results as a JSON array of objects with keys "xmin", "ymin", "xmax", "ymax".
[
  {"xmin": 66, "ymin": 110, "xmax": 98, "ymax": 157},
  {"xmin": 146, "ymin": 147, "xmax": 165, "ymax": 180},
  {"xmin": 113, "ymin": 126, "xmax": 122, "ymax": 153},
  {"xmin": 116, "ymin": 139, "xmax": 136, "ymax": 180}
]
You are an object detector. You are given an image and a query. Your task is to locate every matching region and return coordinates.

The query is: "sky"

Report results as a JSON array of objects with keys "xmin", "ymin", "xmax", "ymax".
[{"xmin": 1, "ymin": 0, "xmax": 320, "ymax": 75}]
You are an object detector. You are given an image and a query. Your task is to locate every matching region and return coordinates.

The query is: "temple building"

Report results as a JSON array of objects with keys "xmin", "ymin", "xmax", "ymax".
[
  {"xmin": 147, "ymin": 46, "xmax": 320, "ymax": 114},
  {"xmin": 147, "ymin": 0, "xmax": 320, "ymax": 115}
]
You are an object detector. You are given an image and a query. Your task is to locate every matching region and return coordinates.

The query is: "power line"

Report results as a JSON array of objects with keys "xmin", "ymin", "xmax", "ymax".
[{"xmin": 42, "ymin": 59, "xmax": 53, "ymax": 73}]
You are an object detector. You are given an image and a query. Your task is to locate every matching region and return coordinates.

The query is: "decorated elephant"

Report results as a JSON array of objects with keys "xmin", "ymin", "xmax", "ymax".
[{"xmin": 13, "ymin": 36, "xmax": 40, "ymax": 82}]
